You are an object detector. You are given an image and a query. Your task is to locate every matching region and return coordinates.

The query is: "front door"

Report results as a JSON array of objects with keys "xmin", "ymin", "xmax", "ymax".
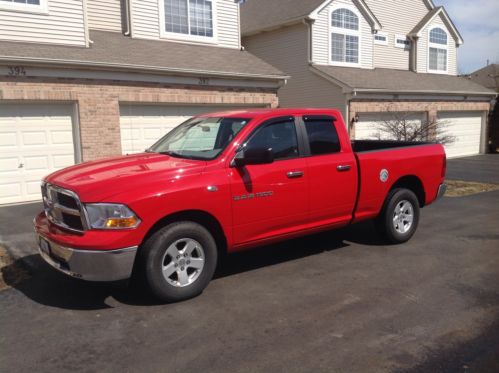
[{"xmin": 230, "ymin": 117, "xmax": 308, "ymax": 245}]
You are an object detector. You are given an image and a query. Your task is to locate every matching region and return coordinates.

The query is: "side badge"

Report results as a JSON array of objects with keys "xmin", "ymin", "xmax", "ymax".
[{"xmin": 380, "ymin": 169, "xmax": 389, "ymax": 183}]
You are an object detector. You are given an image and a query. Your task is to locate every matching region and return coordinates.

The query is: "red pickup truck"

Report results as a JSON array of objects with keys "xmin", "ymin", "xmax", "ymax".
[{"xmin": 35, "ymin": 108, "xmax": 446, "ymax": 302}]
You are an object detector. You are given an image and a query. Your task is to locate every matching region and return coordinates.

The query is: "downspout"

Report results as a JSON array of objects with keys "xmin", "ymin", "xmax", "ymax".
[
  {"xmin": 302, "ymin": 18, "xmax": 313, "ymax": 64},
  {"xmin": 409, "ymin": 36, "xmax": 418, "ymax": 72},
  {"xmin": 82, "ymin": 0, "xmax": 93, "ymax": 46},
  {"xmin": 124, "ymin": 0, "xmax": 131, "ymax": 36}
]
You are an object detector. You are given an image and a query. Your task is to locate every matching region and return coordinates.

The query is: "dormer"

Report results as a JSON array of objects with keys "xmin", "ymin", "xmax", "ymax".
[
  {"xmin": 409, "ymin": 7, "xmax": 464, "ymax": 75},
  {"xmin": 309, "ymin": 0, "xmax": 380, "ymax": 69}
]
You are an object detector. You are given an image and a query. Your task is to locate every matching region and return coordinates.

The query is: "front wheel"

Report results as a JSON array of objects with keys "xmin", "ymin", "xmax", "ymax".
[
  {"xmin": 376, "ymin": 188, "xmax": 420, "ymax": 244},
  {"xmin": 140, "ymin": 221, "xmax": 218, "ymax": 302}
]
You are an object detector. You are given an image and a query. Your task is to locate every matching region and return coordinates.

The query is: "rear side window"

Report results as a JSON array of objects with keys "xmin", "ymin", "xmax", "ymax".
[{"xmin": 303, "ymin": 117, "xmax": 341, "ymax": 155}]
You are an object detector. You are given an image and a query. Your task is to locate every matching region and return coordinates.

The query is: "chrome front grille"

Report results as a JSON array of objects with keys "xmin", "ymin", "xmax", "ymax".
[{"xmin": 42, "ymin": 183, "xmax": 87, "ymax": 232}]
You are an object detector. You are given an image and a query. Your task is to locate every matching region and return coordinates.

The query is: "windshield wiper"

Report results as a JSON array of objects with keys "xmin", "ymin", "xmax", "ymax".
[
  {"xmin": 157, "ymin": 151, "xmax": 202, "ymax": 160},
  {"xmin": 158, "ymin": 150, "xmax": 184, "ymax": 158}
]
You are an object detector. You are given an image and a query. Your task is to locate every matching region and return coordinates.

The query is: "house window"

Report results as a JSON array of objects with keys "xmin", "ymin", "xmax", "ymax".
[
  {"xmin": 164, "ymin": 0, "xmax": 213, "ymax": 38},
  {"xmin": 395, "ymin": 34, "xmax": 411, "ymax": 49},
  {"xmin": 331, "ymin": 8, "xmax": 360, "ymax": 65},
  {"xmin": 374, "ymin": 32, "xmax": 388, "ymax": 45},
  {"xmin": 0, "ymin": 0, "xmax": 46, "ymax": 12},
  {"xmin": 428, "ymin": 27, "xmax": 448, "ymax": 72}
]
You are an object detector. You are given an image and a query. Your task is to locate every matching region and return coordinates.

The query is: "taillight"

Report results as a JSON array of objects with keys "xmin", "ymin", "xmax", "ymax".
[{"xmin": 442, "ymin": 155, "xmax": 447, "ymax": 178}]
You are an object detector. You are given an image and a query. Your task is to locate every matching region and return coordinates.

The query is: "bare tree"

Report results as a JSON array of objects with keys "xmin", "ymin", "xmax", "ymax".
[{"xmin": 372, "ymin": 111, "xmax": 456, "ymax": 145}]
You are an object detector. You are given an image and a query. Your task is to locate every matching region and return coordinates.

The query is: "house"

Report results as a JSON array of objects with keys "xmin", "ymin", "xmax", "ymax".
[
  {"xmin": 240, "ymin": 0, "xmax": 496, "ymax": 159},
  {"xmin": 468, "ymin": 64, "xmax": 499, "ymax": 153},
  {"xmin": 0, "ymin": 0, "xmax": 287, "ymax": 205}
]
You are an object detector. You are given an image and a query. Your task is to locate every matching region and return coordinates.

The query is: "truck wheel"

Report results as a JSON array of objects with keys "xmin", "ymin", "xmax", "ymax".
[
  {"xmin": 376, "ymin": 188, "xmax": 420, "ymax": 244},
  {"xmin": 141, "ymin": 221, "xmax": 218, "ymax": 302}
]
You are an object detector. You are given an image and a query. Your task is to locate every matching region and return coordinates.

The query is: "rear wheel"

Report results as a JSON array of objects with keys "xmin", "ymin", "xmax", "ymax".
[
  {"xmin": 141, "ymin": 221, "xmax": 217, "ymax": 302},
  {"xmin": 376, "ymin": 188, "xmax": 420, "ymax": 244}
]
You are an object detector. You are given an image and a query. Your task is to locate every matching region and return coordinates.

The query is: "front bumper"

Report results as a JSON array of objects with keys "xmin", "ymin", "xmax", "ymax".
[
  {"xmin": 436, "ymin": 183, "xmax": 447, "ymax": 200},
  {"xmin": 37, "ymin": 235, "xmax": 137, "ymax": 281}
]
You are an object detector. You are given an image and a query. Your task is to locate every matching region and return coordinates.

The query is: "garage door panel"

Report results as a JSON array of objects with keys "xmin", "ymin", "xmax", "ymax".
[
  {"xmin": 22, "ymin": 131, "xmax": 47, "ymax": 145},
  {"xmin": 0, "ymin": 132, "xmax": 17, "ymax": 147},
  {"xmin": 355, "ymin": 113, "xmax": 425, "ymax": 140},
  {"xmin": 438, "ymin": 111, "xmax": 482, "ymax": 158},
  {"xmin": 53, "ymin": 154, "xmax": 75, "ymax": 169},
  {"xmin": 120, "ymin": 105, "xmax": 253, "ymax": 155},
  {"xmin": 0, "ymin": 157, "xmax": 20, "ymax": 173},
  {"xmin": 0, "ymin": 183, "xmax": 21, "ymax": 200},
  {"xmin": 26, "ymin": 180, "xmax": 44, "ymax": 197},
  {"xmin": 51, "ymin": 130, "xmax": 74, "ymax": 145},
  {"xmin": 24, "ymin": 156, "xmax": 49, "ymax": 171},
  {"xmin": 0, "ymin": 103, "xmax": 76, "ymax": 204}
]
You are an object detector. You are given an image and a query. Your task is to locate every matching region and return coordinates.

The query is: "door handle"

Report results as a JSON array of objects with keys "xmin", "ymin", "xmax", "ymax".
[
  {"xmin": 337, "ymin": 165, "xmax": 352, "ymax": 172},
  {"xmin": 287, "ymin": 171, "xmax": 304, "ymax": 179}
]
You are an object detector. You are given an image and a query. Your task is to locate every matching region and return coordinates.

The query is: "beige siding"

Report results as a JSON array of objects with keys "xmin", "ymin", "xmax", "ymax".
[
  {"xmin": 87, "ymin": 0, "xmax": 123, "ymax": 33},
  {"xmin": 131, "ymin": 0, "xmax": 239, "ymax": 49},
  {"xmin": 130, "ymin": 0, "xmax": 160, "ymax": 40},
  {"xmin": 216, "ymin": 0, "xmax": 240, "ymax": 49},
  {"xmin": 0, "ymin": 0, "xmax": 86, "ymax": 46},
  {"xmin": 312, "ymin": 0, "xmax": 373, "ymax": 69},
  {"xmin": 364, "ymin": 0, "xmax": 429, "ymax": 70},
  {"xmin": 244, "ymin": 23, "xmax": 347, "ymax": 118},
  {"xmin": 417, "ymin": 16, "xmax": 458, "ymax": 75}
]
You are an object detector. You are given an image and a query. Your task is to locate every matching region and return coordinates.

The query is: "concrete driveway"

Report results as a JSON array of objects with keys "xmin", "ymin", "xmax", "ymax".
[{"xmin": 1, "ymin": 156, "xmax": 498, "ymax": 372}]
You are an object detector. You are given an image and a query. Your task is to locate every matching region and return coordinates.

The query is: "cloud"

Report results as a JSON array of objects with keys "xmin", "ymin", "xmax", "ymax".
[{"xmin": 435, "ymin": 0, "xmax": 499, "ymax": 73}]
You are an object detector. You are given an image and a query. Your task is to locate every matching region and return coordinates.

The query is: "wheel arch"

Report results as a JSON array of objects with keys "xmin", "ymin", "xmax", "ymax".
[
  {"xmin": 389, "ymin": 175, "xmax": 426, "ymax": 207},
  {"xmin": 141, "ymin": 210, "xmax": 228, "ymax": 255}
]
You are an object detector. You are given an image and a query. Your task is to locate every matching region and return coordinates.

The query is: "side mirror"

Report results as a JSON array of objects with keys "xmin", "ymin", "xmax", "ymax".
[{"xmin": 233, "ymin": 147, "xmax": 274, "ymax": 167}]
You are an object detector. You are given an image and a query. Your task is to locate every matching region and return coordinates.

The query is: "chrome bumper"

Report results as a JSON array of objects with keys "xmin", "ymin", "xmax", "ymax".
[
  {"xmin": 436, "ymin": 183, "xmax": 447, "ymax": 200},
  {"xmin": 37, "ymin": 235, "xmax": 138, "ymax": 282}
]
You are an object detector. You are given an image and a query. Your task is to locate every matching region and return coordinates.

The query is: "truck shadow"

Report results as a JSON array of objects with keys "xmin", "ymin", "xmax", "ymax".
[{"xmin": 3, "ymin": 220, "xmax": 385, "ymax": 310}]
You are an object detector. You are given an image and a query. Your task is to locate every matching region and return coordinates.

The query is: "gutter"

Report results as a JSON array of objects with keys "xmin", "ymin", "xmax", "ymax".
[
  {"xmin": 351, "ymin": 88, "xmax": 497, "ymax": 96},
  {"xmin": 0, "ymin": 56, "xmax": 290, "ymax": 82}
]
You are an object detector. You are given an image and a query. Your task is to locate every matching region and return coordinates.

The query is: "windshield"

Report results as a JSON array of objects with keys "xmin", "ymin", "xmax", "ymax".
[{"xmin": 149, "ymin": 117, "xmax": 251, "ymax": 160}]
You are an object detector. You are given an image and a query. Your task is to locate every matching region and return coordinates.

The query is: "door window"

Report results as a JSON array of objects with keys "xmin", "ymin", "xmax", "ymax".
[{"xmin": 244, "ymin": 119, "xmax": 299, "ymax": 161}]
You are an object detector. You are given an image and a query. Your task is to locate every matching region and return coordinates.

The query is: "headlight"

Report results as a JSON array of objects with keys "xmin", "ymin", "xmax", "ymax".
[{"xmin": 85, "ymin": 203, "xmax": 141, "ymax": 229}]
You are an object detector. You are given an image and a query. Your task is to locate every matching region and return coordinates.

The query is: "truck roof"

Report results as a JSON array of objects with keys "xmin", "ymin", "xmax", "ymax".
[{"xmin": 198, "ymin": 108, "xmax": 342, "ymax": 119}]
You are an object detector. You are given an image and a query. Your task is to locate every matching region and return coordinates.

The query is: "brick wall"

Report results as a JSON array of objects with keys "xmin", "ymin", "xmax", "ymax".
[
  {"xmin": 0, "ymin": 77, "xmax": 279, "ymax": 160},
  {"xmin": 349, "ymin": 100, "xmax": 491, "ymax": 139}
]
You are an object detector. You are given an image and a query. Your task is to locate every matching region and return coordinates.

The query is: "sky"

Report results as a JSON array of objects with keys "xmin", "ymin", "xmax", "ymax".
[{"xmin": 435, "ymin": 0, "xmax": 499, "ymax": 74}]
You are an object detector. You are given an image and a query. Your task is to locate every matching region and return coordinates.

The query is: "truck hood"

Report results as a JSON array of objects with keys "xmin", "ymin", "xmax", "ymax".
[{"xmin": 45, "ymin": 153, "xmax": 207, "ymax": 202}]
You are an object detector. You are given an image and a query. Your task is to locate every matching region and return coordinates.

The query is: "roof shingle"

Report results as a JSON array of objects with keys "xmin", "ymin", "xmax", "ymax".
[
  {"xmin": 0, "ymin": 30, "xmax": 287, "ymax": 80},
  {"xmin": 312, "ymin": 65, "xmax": 496, "ymax": 95},
  {"xmin": 241, "ymin": 0, "xmax": 325, "ymax": 35}
]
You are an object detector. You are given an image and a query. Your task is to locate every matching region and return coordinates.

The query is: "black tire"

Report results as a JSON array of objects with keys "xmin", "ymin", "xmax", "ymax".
[
  {"xmin": 140, "ymin": 221, "xmax": 218, "ymax": 302},
  {"xmin": 376, "ymin": 188, "xmax": 420, "ymax": 244}
]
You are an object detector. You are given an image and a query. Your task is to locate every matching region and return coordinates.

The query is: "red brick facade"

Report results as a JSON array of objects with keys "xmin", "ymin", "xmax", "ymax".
[{"xmin": 0, "ymin": 77, "xmax": 279, "ymax": 161}]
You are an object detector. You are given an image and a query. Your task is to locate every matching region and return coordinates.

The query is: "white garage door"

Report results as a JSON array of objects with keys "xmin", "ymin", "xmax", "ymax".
[
  {"xmin": 0, "ymin": 104, "xmax": 76, "ymax": 205},
  {"xmin": 120, "ymin": 105, "xmax": 252, "ymax": 154},
  {"xmin": 438, "ymin": 111, "xmax": 483, "ymax": 158},
  {"xmin": 354, "ymin": 112, "xmax": 425, "ymax": 140}
]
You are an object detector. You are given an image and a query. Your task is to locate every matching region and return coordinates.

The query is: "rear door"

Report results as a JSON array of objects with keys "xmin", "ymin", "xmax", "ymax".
[
  {"xmin": 299, "ymin": 115, "xmax": 357, "ymax": 227},
  {"xmin": 230, "ymin": 117, "xmax": 309, "ymax": 245}
]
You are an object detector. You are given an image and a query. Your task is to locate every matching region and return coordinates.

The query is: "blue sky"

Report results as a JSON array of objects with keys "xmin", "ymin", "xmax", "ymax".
[{"xmin": 435, "ymin": 0, "xmax": 499, "ymax": 73}]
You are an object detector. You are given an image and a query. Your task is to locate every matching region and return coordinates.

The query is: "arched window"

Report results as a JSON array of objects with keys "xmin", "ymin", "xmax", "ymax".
[
  {"xmin": 428, "ymin": 27, "xmax": 448, "ymax": 72},
  {"xmin": 331, "ymin": 8, "xmax": 360, "ymax": 65}
]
